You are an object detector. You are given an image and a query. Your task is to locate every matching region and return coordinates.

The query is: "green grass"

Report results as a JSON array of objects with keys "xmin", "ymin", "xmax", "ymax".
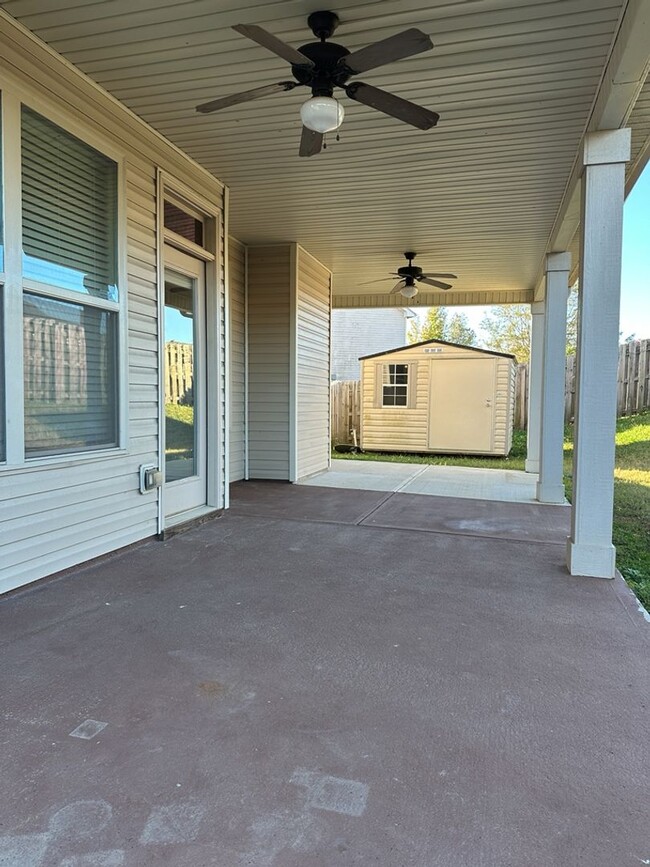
[
  {"xmin": 334, "ymin": 412, "xmax": 650, "ymax": 610},
  {"xmin": 165, "ymin": 403, "xmax": 194, "ymax": 459}
]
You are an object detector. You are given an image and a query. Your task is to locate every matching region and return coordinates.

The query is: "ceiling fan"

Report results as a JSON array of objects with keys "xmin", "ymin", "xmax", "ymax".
[
  {"xmin": 196, "ymin": 10, "xmax": 439, "ymax": 157},
  {"xmin": 368, "ymin": 252, "xmax": 458, "ymax": 298}
]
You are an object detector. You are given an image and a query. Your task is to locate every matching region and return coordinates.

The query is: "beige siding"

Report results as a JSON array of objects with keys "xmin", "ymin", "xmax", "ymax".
[
  {"xmin": 296, "ymin": 247, "xmax": 331, "ymax": 480},
  {"xmin": 361, "ymin": 354, "xmax": 430, "ymax": 452},
  {"xmin": 0, "ymin": 21, "xmax": 226, "ymax": 595},
  {"xmin": 229, "ymin": 237, "xmax": 246, "ymax": 482},
  {"xmin": 247, "ymin": 245, "xmax": 291, "ymax": 480},
  {"xmin": 361, "ymin": 342, "xmax": 515, "ymax": 456},
  {"xmin": 494, "ymin": 357, "xmax": 516, "ymax": 454}
]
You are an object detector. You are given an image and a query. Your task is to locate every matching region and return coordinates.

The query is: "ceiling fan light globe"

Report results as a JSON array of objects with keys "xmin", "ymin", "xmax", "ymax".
[
  {"xmin": 400, "ymin": 284, "xmax": 418, "ymax": 299},
  {"xmin": 300, "ymin": 96, "xmax": 345, "ymax": 133}
]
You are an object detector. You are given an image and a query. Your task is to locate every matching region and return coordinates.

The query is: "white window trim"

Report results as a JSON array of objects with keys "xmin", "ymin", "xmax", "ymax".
[
  {"xmin": 0, "ymin": 85, "xmax": 128, "ymax": 469},
  {"xmin": 381, "ymin": 362, "xmax": 410, "ymax": 408}
]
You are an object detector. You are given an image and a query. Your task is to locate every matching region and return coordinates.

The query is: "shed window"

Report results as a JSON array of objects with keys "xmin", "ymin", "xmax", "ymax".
[{"xmin": 382, "ymin": 363, "xmax": 408, "ymax": 406}]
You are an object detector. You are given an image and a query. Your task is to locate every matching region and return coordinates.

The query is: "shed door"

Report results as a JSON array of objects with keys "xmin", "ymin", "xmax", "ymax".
[{"xmin": 428, "ymin": 358, "xmax": 496, "ymax": 452}]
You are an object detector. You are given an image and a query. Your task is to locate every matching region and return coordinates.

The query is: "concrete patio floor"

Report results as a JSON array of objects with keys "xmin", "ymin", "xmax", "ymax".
[
  {"xmin": 0, "ymin": 483, "xmax": 647, "ymax": 866},
  {"xmin": 301, "ymin": 459, "xmax": 552, "ymax": 503}
]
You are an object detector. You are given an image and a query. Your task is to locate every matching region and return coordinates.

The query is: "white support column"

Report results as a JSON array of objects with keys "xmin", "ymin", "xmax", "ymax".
[
  {"xmin": 525, "ymin": 303, "xmax": 545, "ymax": 473},
  {"xmin": 536, "ymin": 252, "xmax": 570, "ymax": 503},
  {"xmin": 567, "ymin": 129, "xmax": 631, "ymax": 579}
]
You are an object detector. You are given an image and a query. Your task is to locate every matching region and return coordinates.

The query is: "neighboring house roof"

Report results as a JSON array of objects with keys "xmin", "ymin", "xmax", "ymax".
[{"xmin": 359, "ymin": 338, "xmax": 516, "ymax": 361}]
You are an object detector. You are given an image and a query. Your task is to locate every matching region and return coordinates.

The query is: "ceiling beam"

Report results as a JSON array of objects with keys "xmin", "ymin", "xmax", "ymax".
[{"xmin": 333, "ymin": 289, "xmax": 534, "ymax": 309}]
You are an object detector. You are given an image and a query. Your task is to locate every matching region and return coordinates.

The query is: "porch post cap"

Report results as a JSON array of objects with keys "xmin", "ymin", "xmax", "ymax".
[
  {"xmin": 546, "ymin": 251, "xmax": 571, "ymax": 272},
  {"xmin": 582, "ymin": 128, "xmax": 631, "ymax": 166},
  {"xmin": 530, "ymin": 301, "xmax": 545, "ymax": 315}
]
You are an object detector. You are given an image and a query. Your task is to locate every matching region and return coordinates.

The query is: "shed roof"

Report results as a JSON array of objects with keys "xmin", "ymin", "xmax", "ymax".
[{"xmin": 359, "ymin": 338, "xmax": 516, "ymax": 361}]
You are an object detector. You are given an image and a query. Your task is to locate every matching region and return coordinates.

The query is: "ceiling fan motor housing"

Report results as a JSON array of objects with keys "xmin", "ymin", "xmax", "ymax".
[
  {"xmin": 292, "ymin": 41, "xmax": 351, "ymax": 95},
  {"xmin": 396, "ymin": 252, "xmax": 421, "ymax": 281}
]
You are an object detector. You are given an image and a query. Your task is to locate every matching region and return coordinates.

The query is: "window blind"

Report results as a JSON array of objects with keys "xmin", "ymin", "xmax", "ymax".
[
  {"xmin": 23, "ymin": 294, "xmax": 117, "ymax": 456},
  {"xmin": 21, "ymin": 107, "xmax": 118, "ymax": 301}
]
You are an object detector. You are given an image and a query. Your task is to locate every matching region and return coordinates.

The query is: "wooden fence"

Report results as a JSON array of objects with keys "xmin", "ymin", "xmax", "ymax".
[
  {"xmin": 331, "ymin": 340, "xmax": 650, "ymax": 441},
  {"xmin": 330, "ymin": 380, "xmax": 361, "ymax": 444}
]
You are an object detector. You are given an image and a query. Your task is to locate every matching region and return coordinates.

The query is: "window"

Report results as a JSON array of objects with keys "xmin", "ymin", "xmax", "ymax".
[
  {"xmin": 164, "ymin": 200, "xmax": 204, "ymax": 246},
  {"xmin": 23, "ymin": 294, "xmax": 117, "ymax": 455},
  {"xmin": 21, "ymin": 107, "xmax": 118, "ymax": 301},
  {"xmin": 0, "ymin": 98, "xmax": 122, "ymax": 465},
  {"xmin": 382, "ymin": 363, "xmax": 409, "ymax": 406}
]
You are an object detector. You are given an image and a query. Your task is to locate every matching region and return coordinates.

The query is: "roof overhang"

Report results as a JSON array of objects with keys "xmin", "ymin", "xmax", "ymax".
[{"xmin": 1, "ymin": 0, "xmax": 648, "ymax": 308}]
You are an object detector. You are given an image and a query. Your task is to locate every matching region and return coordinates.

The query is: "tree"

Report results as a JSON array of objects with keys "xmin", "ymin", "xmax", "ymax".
[
  {"xmin": 408, "ymin": 306, "xmax": 448, "ymax": 343},
  {"xmin": 446, "ymin": 312, "xmax": 478, "ymax": 346},
  {"xmin": 566, "ymin": 288, "xmax": 578, "ymax": 355},
  {"xmin": 480, "ymin": 305, "xmax": 532, "ymax": 362},
  {"xmin": 409, "ymin": 307, "xmax": 479, "ymax": 346},
  {"xmin": 480, "ymin": 288, "xmax": 580, "ymax": 362}
]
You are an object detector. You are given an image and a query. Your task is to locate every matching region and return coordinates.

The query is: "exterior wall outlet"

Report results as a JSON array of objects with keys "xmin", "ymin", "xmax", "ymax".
[{"xmin": 139, "ymin": 464, "xmax": 162, "ymax": 494}]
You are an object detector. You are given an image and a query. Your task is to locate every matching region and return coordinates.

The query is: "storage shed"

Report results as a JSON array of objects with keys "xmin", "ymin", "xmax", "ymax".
[{"xmin": 360, "ymin": 340, "xmax": 516, "ymax": 456}]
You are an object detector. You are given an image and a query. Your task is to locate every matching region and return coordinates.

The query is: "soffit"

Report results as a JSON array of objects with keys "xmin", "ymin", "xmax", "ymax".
[
  {"xmin": 626, "ymin": 72, "xmax": 650, "ymax": 189},
  {"xmin": 1, "ymin": 0, "xmax": 627, "ymax": 300}
]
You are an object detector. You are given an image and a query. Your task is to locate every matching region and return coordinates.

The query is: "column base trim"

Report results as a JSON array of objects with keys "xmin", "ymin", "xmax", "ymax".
[
  {"xmin": 525, "ymin": 459, "xmax": 540, "ymax": 474},
  {"xmin": 536, "ymin": 481, "xmax": 565, "ymax": 504},
  {"xmin": 566, "ymin": 538, "xmax": 616, "ymax": 579}
]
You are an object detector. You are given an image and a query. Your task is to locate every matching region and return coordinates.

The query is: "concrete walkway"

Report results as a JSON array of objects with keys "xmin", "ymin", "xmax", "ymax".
[
  {"xmin": 301, "ymin": 458, "xmax": 553, "ymax": 504},
  {"xmin": 0, "ymin": 483, "xmax": 646, "ymax": 866}
]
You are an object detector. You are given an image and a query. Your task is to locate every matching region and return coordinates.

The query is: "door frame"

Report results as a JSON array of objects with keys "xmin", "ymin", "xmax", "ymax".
[
  {"xmin": 156, "ymin": 170, "xmax": 224, "ymax": 532},
  {"xmin": 162, "ymin": 246, "xmax": 207, "ymax": 517}
]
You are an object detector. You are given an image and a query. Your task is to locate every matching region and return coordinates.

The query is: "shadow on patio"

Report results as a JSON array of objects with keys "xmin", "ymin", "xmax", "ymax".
[{"xmin": 0, "ymin": 483, "xmax": 647, "ymax": 866}]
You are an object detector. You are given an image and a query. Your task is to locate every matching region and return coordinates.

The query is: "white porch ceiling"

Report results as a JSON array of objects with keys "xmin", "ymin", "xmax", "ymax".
[{"xmin": 1, "ymin": 0, "xmax": 636, "ymax": 304}]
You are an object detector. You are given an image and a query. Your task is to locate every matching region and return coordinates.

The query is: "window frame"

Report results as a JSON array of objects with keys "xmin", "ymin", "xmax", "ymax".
[
  {"xmin": 381, "ymin": 362, "xmax": 409, "ymax": 408},
  {"xmin": 0, "ymin": 85, "xmax": 128, "ymax": 469}
]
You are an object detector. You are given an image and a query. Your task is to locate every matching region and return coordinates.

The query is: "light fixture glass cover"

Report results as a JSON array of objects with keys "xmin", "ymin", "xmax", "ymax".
[
  {"xmin": 400, "ymin": 282, "xmax": 418, "ymax": 299},
  {"xmin": 300, "ymin": 96, "xmax": 345, "ymax": 133}
]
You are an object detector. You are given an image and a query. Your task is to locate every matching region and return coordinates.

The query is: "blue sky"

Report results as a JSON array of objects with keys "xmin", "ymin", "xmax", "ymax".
[
  {"xmin": 433, "ymin": 162, "xmax": 650, "ymax": 343},
  {"xmin": 620, "ymin": 163, "xmax": 650, "ymax": 339}
]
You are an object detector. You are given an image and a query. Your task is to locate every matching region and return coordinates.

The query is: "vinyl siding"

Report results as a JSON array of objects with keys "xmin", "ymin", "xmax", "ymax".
[
  {"xmin": 361, "ymin": 342, "xmax": 515, "ymax": 456},
  {"xmin": 0, "ymin": 23, "xmax": 226, "ymax": 595},
  {"xmin": 247, "ymin": 245, "xmax": 291, "ymax": 480},
  {"xmin": 331, "ymin": 308, "xmax": 410, "ymax": 381},
  {"xmin": 6, "ymin": 0, "xmax": 626, "ymax": 307},
  {"xmin": 296, "ymin": 247, "xmax": 331, "ymax": 480},
  {"xmin": 361, "ymin": 346, "xmax": 430, "ymax": 453},
  {"xmin": 229, "ymin": 237, "xmax": 246, "ymax": 482}
]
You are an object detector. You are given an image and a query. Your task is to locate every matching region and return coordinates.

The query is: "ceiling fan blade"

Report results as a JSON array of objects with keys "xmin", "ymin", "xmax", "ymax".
[
  {"xmin": 419, "ymin": 277, "xmax": 452, "ymax": 290},
  {"xmin": 422, "ymin": 273, "xmax": 458, "ymax": 279},
  {"xmin": 389, "ymin": 280, "xmax": 406, "ymax": 295},
  {"xmin": 345, "ymin": 82, "xmax": 439, "ymax": 130},
  {"xmin": 358, "ymin": 277, "xmax": 397, "ymax": 285},
  {"xmin": 299, "ymin": 126, "xmax": 323, "ymax": 158},
  {"xmin": 233, "ymin": 23, "xmax": 314, "ymax": 67},
  {"xmin": 196, "ymin": 81, "xmax": 298, "ymax": 114},
  {"xmin": 339, "ymin": 28, "xmax": 433, "ymax": 75}
]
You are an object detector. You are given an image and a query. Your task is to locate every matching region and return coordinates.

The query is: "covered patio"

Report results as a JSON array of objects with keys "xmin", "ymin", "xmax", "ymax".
[
  {"xmin": 0, "ymin": 483, "xmax": 647, "ymax": 866},
  {"xmin": 300, "ymin": 459, "xmax": 550, "ymax": 503}
]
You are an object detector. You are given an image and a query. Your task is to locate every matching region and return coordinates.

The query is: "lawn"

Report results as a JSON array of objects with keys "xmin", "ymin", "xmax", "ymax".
[
  {"xmin": 165, "ymin": 402, "xmax": 194, "ymax": 459},
  {"xmin": 334, "ymin": 411, "xmax": 650, "ymax": 610}
]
